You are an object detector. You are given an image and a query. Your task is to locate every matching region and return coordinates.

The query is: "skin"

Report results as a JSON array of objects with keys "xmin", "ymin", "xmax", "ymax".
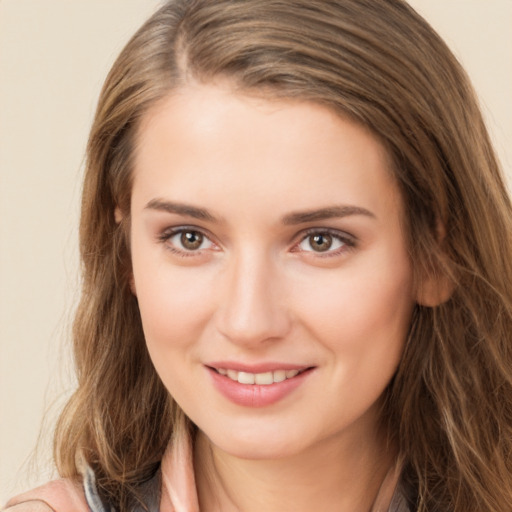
[{"xmin": 129, "ymin": 83, "xmax": 417, "ymax": 512}]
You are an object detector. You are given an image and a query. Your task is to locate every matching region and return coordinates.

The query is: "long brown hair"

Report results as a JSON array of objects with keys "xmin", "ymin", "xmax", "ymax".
[{"xmin": 54, "ymin": 1, "xmax": 512, "ymax": 510}]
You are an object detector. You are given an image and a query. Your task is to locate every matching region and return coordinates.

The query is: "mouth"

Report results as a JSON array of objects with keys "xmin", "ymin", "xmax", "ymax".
[
  {"xmin": 206, "ymin": 364, "xmax": 315, "ymax": 407},
  {"xmin": 211, "ymin": 367, "xmax": 309, "ymax": 385}
]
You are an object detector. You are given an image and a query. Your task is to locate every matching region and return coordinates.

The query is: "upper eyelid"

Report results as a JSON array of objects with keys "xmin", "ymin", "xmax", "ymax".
[
  {"xmin": 294, "ymin": 227, "xmax": 356, "ymax": 244},
  {"xmin": 157, "ymin": 226, "xmax": 217, "ymax": 250},
  {"xmin": 291, "ymin": 228, "xmax": 357, "ymax": 257},
  {"xmin": 158, "ymin": 227, "xmax": 218, "ymax": 257},
  {"xmin": 159, "ymin": 225, "xmax": 215, "ymax": 240},
  {"xmin": 157, "ymin": 225, "xmax": 356, "ymax": 250}
]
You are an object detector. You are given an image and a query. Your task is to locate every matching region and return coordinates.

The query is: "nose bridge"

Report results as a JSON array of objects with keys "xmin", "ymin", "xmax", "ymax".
[{"xmin": 216, "ymin": 245, "xmax": 290, "ymax": 345}]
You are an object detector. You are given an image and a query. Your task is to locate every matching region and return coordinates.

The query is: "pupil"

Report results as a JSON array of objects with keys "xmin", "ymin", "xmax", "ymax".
[
  {"xmin": 181, "ymin": 231, "xmax": 203, "ymax": 250},
  {"xmin": 311, "ymin": 233, "xmax": 332, "ymax": 252}
]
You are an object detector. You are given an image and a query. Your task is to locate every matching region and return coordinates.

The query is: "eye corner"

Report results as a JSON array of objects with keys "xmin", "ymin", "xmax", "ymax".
[
  {"xmin": 291, "ymin": 228, "xmax": 357, "ymax": 258},
  {"xmin": 156, "ymin": 225, "xmax": 220, "ymax": 258}
]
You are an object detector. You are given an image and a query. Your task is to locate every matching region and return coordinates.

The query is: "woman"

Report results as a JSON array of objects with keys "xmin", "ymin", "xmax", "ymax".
[{"xmin": 5, "ymin": 0, "xmax": 512, "ymax": 511}]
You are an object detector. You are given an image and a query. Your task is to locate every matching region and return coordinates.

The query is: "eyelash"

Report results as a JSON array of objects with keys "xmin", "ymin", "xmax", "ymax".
[
  {"xmin": 157, "ymin": 226, "xmax": 217, "ymax": 257},
  {"xmin": 293, "ymin": 228, "xmax": 356, "ymax": 257},
  {"xmin": 157, "ymin": 226, "xmax": 356, "ymax": 258}
]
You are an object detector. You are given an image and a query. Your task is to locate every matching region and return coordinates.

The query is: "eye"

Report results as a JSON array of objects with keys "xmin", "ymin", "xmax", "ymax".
[
  {"xmin": 294, "ymin": 229, "xmax": 354, "ymax": 255},
  {"xmin": 176, "ymin": 230, "xmax": 209, "ymax": 251},
  {"xmin": 159, "ymin": 228, "xmax": 215, "ymax": 254}
]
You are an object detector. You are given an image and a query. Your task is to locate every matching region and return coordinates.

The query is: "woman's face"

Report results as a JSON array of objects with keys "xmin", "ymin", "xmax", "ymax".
[{"xmin": 129, "ymin": 83, "xmax": 415, "ymax": 459}]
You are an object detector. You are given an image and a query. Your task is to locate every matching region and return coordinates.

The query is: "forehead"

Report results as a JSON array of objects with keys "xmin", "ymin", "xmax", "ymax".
[{"xmin": 132, "ymin": 83, "xmax": 401, "ymax": 222}]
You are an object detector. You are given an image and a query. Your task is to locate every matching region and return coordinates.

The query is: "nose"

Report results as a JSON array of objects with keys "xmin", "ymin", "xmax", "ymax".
[{"xmin": 215, "ymin": 250, "xmax": 292, "ymax": 347}]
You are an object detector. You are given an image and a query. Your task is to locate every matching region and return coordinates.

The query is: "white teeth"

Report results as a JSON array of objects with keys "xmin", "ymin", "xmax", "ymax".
[
  {"xmin": 273, "ymin": 369, "xmax": 286, "ymax": 383},
  {"xmin": 255, "ymin": 372, "xmax": 273, "ymax": 385},
  {"xmin": 238, "ymin": 371, "xmax": 255, "ymax": 384},
  {"xmin": 217, "ymin": 368, "xmax": 303, "ymax": 385}
]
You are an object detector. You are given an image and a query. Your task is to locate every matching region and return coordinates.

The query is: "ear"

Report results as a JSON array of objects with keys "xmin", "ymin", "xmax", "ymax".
[
  {"xmin": 129, "ymin": 274, "xmax": 137, "ymax": 296},
  {"xmin": 114, "ymin": 206, "xmax": 123, "ymax": 223},
  {"xmin": 414, "ymin": 218, "xmax": 456, "ymax": 307},
  {"xmin": 415, "ymin": 268, "xmax": 454, "ymax": 307},
  {"xmin": 114, "ymin": 206, "xmax": 137, "ymax": 296}
]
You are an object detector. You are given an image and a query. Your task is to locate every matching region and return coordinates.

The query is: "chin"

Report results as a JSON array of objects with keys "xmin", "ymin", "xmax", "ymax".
[
  {"xmin": 201, "ymin": 421, "xmax": 319, "ymax": 461},
  {"xmin": 215, "ymin": 438, "xmax": 302, "ymax": 461}
]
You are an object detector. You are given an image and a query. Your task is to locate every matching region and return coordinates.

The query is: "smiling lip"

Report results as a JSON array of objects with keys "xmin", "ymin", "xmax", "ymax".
[{"xmin": 206, "ymin": 362, "xmax": 314, "ymax": 407}]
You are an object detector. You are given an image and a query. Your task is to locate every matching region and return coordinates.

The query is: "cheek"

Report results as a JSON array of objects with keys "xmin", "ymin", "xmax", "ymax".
[
  {"xmin": 133, "ymin": 264, "xmax": 217, "ymax": 403},
  {"xmin": 300, "ymin": 260, "xmax": 413, "ymax": 420},
  {"xmin": 131, "ymin": 248, "xmax": 216, "ymax": 353},
  {"xmin": 293, "ymin": 249, "xmax": 414, "ymax": 360}
]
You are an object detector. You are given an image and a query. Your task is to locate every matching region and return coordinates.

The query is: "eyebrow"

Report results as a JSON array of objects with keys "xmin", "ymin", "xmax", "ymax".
[
  {"xmin": 144, "ymin": 199, "xmax": 218, "ymax": 222},
  {"xmin": 282, "ymin": 205, "xmax": 375, "ymax": 225},
  {"xmin": 144, "ymin": 199, "xmax": 375, "ymax": 225}
]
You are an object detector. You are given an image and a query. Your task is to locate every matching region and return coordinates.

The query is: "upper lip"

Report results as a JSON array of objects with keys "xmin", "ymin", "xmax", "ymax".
[{"xmin": 206, "ymin": 361, "xmax": 313, "ymax": 373}]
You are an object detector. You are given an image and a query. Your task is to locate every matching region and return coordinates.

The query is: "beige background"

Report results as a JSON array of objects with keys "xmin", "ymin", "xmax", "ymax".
[{"xmin": 1, "ymin": 0, "xmax": 511, "ymax": 503}]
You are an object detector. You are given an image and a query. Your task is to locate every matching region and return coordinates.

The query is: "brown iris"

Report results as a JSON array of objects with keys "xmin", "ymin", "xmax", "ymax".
[
  {"xmin": 181, "ymin": 231, "xmax": 203, "ymax": 250},
  {"xmin": 309, "ymin": 233, "xmax": 333, "ymax": 252}
]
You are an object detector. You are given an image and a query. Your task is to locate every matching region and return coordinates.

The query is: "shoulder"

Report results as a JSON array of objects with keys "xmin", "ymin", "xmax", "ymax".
[{"xmin": 2, "ymin": 479, "xmax": 89, "ymax": 512}]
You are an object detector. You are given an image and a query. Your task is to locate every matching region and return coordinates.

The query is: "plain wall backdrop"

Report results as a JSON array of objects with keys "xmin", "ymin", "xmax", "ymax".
[{"xmin": 1, "ymin": 0, "xmax": 511, "ymax": 502}]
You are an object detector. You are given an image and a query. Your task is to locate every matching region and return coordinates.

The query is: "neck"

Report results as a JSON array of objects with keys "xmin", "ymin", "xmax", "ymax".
[{"xmin": 194, "ymin": 422, "xmax": 397, "ymax": 512}]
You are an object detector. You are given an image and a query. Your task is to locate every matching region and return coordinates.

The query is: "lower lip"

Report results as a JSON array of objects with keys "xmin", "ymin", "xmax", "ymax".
[{"xmin": 207, "ymin": 367, "xmax": 313, "ymax": 407}]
